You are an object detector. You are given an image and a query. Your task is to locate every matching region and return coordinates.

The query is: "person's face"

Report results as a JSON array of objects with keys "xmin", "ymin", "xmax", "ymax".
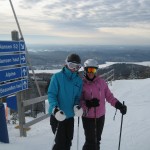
[
  {"xmin": 85, "ymin": 67, "xmax": 97, "ymax": 79},
  {"xmin": 87, "ymin": 72, "xmax": 95, "ymax": 79},
  {"xmin": 69, "ymin": 68, "xmax": 78, "ymax": 72}
]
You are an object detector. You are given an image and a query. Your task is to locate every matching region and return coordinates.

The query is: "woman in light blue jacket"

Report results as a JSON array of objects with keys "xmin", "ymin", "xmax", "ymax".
[{"xmin": 48, "ymin": 53, "xmax": 83, "ymax": 150}]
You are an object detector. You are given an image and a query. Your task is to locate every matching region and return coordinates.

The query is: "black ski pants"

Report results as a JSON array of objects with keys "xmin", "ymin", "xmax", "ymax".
[
  {"xmin": 82, "ymin": 115, "xmax": 105, "ymax": 150},
  {"xmin": 50, "ymin": 115, "xmax": 74, "ymax": 150}
]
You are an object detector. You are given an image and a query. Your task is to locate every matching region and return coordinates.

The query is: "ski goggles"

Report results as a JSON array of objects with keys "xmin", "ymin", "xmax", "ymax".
[
  {"xmin": 66, "ymin": 62, "xmax": 81, "ymax": 70},
  {"xmin": 86, "ymin": 67, "xmax": 97, "ymax": 73}
]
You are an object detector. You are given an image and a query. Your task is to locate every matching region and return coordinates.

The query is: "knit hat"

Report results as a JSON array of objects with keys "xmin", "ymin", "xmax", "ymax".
[{"xmin": 66, "ymin": 53, "xmax": 81, "ymax": 64}]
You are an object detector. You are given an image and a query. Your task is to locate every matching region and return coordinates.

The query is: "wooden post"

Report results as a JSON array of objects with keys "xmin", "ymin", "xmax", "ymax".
[
  {"xmin": 11, "ymin": 30, "xmax": 26, "ymax": 137},
  {"xmin": 17, "ymin": 93, "xmax": 26, "ymax": 137},
  {"xmin": 11, "ymin": 30, "xmax": 19, "ymax": 41}
]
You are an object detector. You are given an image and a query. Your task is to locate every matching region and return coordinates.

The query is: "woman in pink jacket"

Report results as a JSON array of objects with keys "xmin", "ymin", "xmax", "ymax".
[{"xmin": 80, "ymin": 59, "xmax": 127, "ymax": 150}]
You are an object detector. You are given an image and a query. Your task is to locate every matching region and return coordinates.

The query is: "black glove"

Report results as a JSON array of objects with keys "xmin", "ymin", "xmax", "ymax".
[
  {"xmin": 85, "ymin": 98, "xmax": 100, "ymax": 108},
  {"xmin": 115, "ymin": 101, "xmax": 127, "ymax": 115}
]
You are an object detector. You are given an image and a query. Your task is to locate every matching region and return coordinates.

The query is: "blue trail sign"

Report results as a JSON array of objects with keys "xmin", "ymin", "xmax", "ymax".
[
  {"xmin": 0, "ymin": 54, "xmax": 26, "ymax": 67},
  {"xmin": 0, "ymin": 41, "xmax": 25, "ymax": 53},
  {"xmin": 0, "ymin": 79, "xmax": 28, "ymax": 98},
  {"xmin": 0, "ymin": 66, "xmax": 28, "ymax": 83}
]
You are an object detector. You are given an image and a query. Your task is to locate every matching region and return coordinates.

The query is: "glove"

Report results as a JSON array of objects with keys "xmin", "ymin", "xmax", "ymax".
[
  {"xmin": 85, "ymin": 98, "xmax": 100, "ymax": 108},
  {"xmin": 74, "ymin": 105, "xmax": 83, "ymax": 117},
  {"xmin": 115, "ymin": 101, "xmax": 127, "ymax": 115},
  {"xmin": 52, "ymin": 106, "xmax": 66, "ymax": 121}
]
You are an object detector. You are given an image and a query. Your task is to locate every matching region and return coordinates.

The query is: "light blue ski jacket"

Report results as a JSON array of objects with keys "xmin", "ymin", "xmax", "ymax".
[{"xmin": 48, "ymin": 67, "xmax": 82, "ymax": 118}]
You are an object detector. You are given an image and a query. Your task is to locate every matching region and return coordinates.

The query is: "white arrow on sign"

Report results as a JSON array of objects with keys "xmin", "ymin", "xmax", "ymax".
[
  {"xmin": 22, "ymin": 68, "xmax": 27, "ymax": 76},
  {"xmin": 20, "ymin": 44, "xmax": 25, "ymax": 50},
  {"xmin": 21, "ymin": 55, "xmax": 26, "ymax": 62},
  {"xmin": 23, "ymin": 80, "xmax": 27, "ymax": 88}
]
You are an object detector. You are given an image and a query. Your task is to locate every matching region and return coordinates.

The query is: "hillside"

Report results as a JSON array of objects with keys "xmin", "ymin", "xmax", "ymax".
[
  {"xmin": 28, "ymin": 45, "xmax": 150, "ymax": 70},
  {"xmin": 1, "ymin": 78, "xmax": 150, "ymax": 150}
]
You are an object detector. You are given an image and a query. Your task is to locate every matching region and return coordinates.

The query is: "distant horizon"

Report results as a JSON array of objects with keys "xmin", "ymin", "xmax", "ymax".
[
  {"xmin": 26, "ymin": 44, "xmax": 150, "ymax": 51},
  {"xmin": 0, "ymin": 34, "xmax": 150, "ymax": 47},
  {"xmin": 1, "ymin": 34, "xmax": 150, "ymax": 47},
  {"xmin": 27, "ymin": 43, "xmax": 150, "ymax": 46}
]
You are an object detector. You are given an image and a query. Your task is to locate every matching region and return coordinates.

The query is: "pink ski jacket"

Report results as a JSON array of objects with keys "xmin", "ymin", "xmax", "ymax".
[{"xmin": 80, "ymin": 76, "xmax": 118, "ymax": 118}]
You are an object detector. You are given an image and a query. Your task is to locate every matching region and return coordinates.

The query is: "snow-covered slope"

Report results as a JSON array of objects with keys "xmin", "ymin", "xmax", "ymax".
[{"xmin": 1, "ymin": 78, "xmax": 150, "ymax": 150}]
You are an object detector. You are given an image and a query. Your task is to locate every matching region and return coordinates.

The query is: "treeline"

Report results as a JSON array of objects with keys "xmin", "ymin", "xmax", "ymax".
[{"xmin": 98, "ymin": 63, "xmax": 150, "ymax": 80}]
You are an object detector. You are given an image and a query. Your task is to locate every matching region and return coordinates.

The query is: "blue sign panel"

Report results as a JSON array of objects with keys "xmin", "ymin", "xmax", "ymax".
[
  {"xmin": 6, "ymin": 95, "xmax": 17, "ymax": 111},
  {"xmin": 0, "ymin": 79, "xmax": 28, "ymax": 98},
  {"xmin": 0, "ymin": 41, "xmax": 25, "ymax": 53},
  {"xmin": 0, "ymin": 66, "xmax": 28, "ymax": 83},
  {"xmin": 0, "ymin": 54, "xmax": 26, "ymax": 67}
]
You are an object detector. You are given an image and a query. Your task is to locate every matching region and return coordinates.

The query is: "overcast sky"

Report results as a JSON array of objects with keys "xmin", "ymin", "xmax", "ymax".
[{"xmin": 0, "ymin": 0, "xmax": 150, "ymax": 45}]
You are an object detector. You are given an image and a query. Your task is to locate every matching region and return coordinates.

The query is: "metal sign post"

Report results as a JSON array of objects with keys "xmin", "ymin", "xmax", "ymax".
[{"xmin": 9, "ymin": 0, "xmax": 42, "ymax": 98}]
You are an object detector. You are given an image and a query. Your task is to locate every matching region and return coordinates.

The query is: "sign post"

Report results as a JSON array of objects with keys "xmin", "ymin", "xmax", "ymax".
[{"xmin": 0, "ymin": 40, "xmax": 28, "ymax": 138}]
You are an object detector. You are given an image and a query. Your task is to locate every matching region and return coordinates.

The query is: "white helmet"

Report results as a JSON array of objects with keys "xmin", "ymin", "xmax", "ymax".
[{"xmin": 84, "ymin": 59, "xmax": 98, "ymax": 68}]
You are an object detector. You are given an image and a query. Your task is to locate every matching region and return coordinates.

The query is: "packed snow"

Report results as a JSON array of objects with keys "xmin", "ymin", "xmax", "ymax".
[{"xmin": 1, "ymin": 78, "xmax": 150, "ymax": 150}]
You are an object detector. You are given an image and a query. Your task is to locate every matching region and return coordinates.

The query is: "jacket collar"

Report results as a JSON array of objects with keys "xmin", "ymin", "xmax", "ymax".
[
  {"xmin": 83, "ymin": 76, "xmax": 99, "ymax": 84},
  {"xmin": 62, "ymin": 67, "xmax": 78, "ymax": 80}
]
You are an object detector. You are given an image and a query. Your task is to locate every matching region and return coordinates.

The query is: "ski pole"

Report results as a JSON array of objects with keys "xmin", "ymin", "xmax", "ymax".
[
  {"xmin": 94, "ymin": 108, "xmax": 97, "ymax": 150},
  {"xmin": 77, "ymin": 117, "xmax": 80, "ymax": 150},
  {"xmin": 51, "ymin": 122, "xmax": 59, "ymax": 150},
  {"xmin": 118, "ymin": 101, "xmax": 125, "ymax": 150}
]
